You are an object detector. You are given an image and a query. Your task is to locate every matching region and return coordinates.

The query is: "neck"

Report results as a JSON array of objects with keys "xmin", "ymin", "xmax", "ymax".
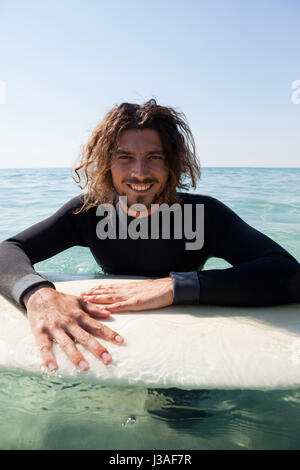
[{"xmin": 117, "ymin": 195, "xmax": 164, "ymax": 218}]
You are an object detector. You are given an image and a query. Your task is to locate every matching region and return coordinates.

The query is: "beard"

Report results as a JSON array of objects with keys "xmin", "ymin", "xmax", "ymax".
[
  {"xmin": 116, "ymin": 185, "xmax": 163, "ymax": 208},
  {"xmin": 129, "ymin": 191, "xmax": 162, "ymax": 209}
]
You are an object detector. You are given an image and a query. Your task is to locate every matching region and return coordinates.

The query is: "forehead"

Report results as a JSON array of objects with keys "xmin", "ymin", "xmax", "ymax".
[{"xmin": 116, "ymin": 129, "xmax": 163, "ymax": 152}]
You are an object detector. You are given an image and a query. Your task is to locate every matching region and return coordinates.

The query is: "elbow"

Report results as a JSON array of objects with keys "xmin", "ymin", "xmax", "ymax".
[
  {"xmin": 286, "ymin": 265, "xmax": 300, "ymax": 303},
  {"xmin": 275, "ymin": 254, "xmax": 300, "ymax": 302},
  {"xmin": 264, "ymin": 252, "xmax": 300, "ymax": 303}
]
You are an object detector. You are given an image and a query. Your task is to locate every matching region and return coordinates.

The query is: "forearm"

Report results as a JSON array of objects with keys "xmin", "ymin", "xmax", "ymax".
[
  {"xmin": 0, "ymin": 240, "xmax": 55, "ymax": 307},
  {"xmin": 187, "ymin": 195, "xmax": 300, "ymax": 307},
  {"xmin": 172, "ymin": 254, "xmax": 300, "ymax": 307},
  {"xmin": 0, "ymin": 197, "xmax": 86, "ymax": 308}
]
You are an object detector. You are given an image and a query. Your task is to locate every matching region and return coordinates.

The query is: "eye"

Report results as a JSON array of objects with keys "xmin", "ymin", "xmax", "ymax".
[
  {"xmin": 118, "ymin": 155, "xmax": 131, "ymax": 160},
  {"xmin": 149, "ymin": 155, "xmax": 163, "ymax": 160}
]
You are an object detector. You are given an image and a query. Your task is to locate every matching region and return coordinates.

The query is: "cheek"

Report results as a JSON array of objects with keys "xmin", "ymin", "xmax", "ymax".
[
  {"xmin": 111, "ymin": 166, "xmax": 125, "ymax": 185},
  {"xmin": 158, "ymin": 166, "xmax": 169, "ymax": 185}
]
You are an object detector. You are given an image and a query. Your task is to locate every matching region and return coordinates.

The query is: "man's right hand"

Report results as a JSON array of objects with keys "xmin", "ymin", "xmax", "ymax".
[{"xmin": 23, "ymin": 286, "xmax": 124, "ymax": 372}]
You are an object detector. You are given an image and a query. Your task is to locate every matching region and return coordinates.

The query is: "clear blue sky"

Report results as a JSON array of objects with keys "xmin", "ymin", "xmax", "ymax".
[{"xmin": 0, "ymin": 0, "xmax": 299, "ymax": 168}]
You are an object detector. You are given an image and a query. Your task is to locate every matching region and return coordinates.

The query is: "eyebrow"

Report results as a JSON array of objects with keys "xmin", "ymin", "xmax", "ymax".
[{"xmin": 115, "ymin": 149, "xmax": 165, "ymax": 155}]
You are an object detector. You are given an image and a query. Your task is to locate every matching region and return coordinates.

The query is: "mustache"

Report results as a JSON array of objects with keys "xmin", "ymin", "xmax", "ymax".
[{"xmin": 124, "ymin": 179, "xmax": 157, "ymax": 184}]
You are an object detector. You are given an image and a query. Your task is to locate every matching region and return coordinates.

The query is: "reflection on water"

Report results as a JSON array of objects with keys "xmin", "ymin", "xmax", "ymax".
[
  {"xmin": 146, "ymin": 388, "xmax": 214, "ymax": 421},
  {"xmin": 1, "ymin": 371, "xmax": 300, "ymax": 450}
]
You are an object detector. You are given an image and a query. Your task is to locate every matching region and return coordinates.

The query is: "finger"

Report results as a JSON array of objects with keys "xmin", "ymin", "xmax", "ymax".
[
  {"xmin": 81, "ymin": 281, "xmax": 138, "ymax": 296},
  {"xmin": 82, "ymin": 294, "xmax": 124, "ymax": 305},
  {"xmin": 81, "ymin": 285, "xmax": 114, "ymax": 295},
  {"xmin": 81, "ymin": 287, "xmax": 100, "ymax": 295},
  {"xmin": 34, "ymin": 331, "xmax": 58, "ymax": 371},
  {"xmin": 79, "ymin": 298, "xmax": 112, "ymax": 317},
  {"xmin": 52, "ymin": 329, "xmax": 90, "ymax": 371},
  {"xmin": 78, "ymin": 315, "xmax": 124, "ymax": 345},
  {"xmin": 104, "ymin": 300, "xmax": 134, "ymax": 313},
  {"xmin": 68, "ymin": 323, "xmax": 112, "ymax": 364}
]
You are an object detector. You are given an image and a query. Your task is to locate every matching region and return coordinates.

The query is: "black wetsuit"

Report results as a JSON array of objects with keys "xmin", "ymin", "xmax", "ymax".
[{"xmin": 0, "ymin": 193, "xmax": 299, "ymax": 307}]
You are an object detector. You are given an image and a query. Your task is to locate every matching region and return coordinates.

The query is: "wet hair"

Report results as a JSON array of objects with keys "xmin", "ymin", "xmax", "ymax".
[{"xmin": 73, "ymin": 99, "xmax": 201, "ymax": 211}]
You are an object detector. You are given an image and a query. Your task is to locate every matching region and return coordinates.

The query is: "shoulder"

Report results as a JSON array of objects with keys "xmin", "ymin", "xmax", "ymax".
[
  {"xmin": 54, "ymin": 195, "xmax": 84, "ymax": 214},
  {"xmin": 54, "ymin": 194, "xmax": 97, "ymax": 219},
  {"xmin": 178, "ymin": 192, "xmax": 228, "ymax": 209},
  {"xmin": 178, "ymin": 192, "xmax": 241, "ymax": 224}
]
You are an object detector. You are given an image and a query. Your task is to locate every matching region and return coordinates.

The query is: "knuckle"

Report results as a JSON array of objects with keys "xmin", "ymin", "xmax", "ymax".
[
  {"xmin": 63, "ymin": 315, "xmax": 75, "ymax": 326},
  {"xmin": 76, "ymin": 330, "xmax": 91, "ymax": 345},
  {"xmin": 73, "ymin": 353, "xmax": 84, "ymax": 365},
  {"xmin": 39, "ymin": 344, "xmax": 51, "ymax": 353},
  {"xmin": 101, "ymin": 327, "xmax": 114, "ymax": 340},
  {"xmin": 94, "ymin": 342, "xmax": 106, "ymax": 356},
  {"xmin": 95, "ymin": 324, "xmax": 105, "ymax": 336},
  {"xmin": 59, "ymin": 336, "xmax": 72, "ymax": 351},
  {"xmin": 49, "ymin": 320, "xmax": 60, "ymax": 331},
  {"xmin": 34, "ymin": 325, "xmax": 45, "ymax": 336},
  {"xmin": 80, "ymin": 299, "xmax": 91, "ymax": 311},
  {"xmin": 73, "ymin": 309, "xmax": 83, "ymax": 320},
  {"xmin": 95, "ymin": 323, "xmax": 113, "ymax": 338},
  {"xmin": 107, "ymin": 331, "xmax": 116, "ymax": 341}
]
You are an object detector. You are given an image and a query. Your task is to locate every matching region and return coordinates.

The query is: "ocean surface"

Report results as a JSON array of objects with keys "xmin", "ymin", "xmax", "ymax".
[{"xmin": 0, "ymin": 167, "xmax": 299, "ymax": 450}]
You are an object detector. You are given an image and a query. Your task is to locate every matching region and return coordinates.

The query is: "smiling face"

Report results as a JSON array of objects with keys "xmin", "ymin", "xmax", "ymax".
[{"xmin": 110, "ymin": 128, "xmax": 169, "ymax": 208}]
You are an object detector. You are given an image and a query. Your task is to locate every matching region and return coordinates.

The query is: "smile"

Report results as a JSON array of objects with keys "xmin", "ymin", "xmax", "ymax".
[{"xmin": 127, "ymin": 183, "xmax": 154, "ymax": 192}]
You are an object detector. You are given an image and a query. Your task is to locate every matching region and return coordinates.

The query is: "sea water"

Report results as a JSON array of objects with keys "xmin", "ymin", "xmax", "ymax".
[{"xmin": 0, "ymin": 167, "xmax": 299, "ymax": 450}]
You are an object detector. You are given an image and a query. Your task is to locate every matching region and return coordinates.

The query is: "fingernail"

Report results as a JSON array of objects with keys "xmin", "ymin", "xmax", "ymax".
[
  {"xmin": 47, "ymin": 362, "xmax": 57, "ymax": 372},
  {"xmin": 78, "ymin": 360, "xmax": 89, "ymax": 371},
  {"xmin": 101, "ymin": 352, "xmax": 112, "ymax": 363},
  {"xmin": 114, "ymin": 335, "xmax": 124, "ymax": 343}
]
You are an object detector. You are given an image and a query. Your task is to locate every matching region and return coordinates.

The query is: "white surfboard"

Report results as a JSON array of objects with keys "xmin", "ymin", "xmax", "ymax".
[{"xmin": 1, "ymin": 276, "xmax": 300, "ymax": 390}]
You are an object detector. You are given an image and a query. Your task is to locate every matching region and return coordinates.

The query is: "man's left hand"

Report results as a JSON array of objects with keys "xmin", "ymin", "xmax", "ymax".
[{"xmin": 81, "ymin": 277, "xmax": 174, "ymax": 313}]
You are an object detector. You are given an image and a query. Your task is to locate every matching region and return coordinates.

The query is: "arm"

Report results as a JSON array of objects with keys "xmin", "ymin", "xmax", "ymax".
[
  {"xmin": 0, "ymin": 196, "xmax": 124, "ymax": 370},
  {"xmin": 0, "ymin": 196, "xmax": 85, "ymax": 306},
  {"xmin": 171, "ymin": 197, "xmax": 300, "ymax": 306},
  {"xmin": 82, "ymin": 196, "xmax": 300, "ymax": 310}
]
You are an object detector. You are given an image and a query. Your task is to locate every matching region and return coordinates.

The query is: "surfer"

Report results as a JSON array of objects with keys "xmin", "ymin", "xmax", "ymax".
[{"xmin": 0, "ymin": 99, "xmax": 299, "ymax": 372}]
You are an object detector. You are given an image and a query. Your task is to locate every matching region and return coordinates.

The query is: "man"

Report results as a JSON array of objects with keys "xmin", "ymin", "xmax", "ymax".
[{"xmin": 0, "ymin": 100, "xmax": 299, "ymax": 373}]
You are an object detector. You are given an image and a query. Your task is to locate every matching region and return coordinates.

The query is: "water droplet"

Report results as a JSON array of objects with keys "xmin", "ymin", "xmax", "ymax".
[{"xmin": 122, "ymin": 415, "xmax": 136, "ymax": 426}]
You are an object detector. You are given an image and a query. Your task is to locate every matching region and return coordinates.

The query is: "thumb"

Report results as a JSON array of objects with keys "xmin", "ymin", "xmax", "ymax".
[{"xmin": 79, "ymin": 298, "xmax": 111, "ymax": 318}]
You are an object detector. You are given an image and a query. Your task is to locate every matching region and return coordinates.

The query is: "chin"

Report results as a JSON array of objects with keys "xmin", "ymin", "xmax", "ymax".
[
  {"xmin": 129, "ymin": 195, "xmax": 150, "ymax": 207},
  {"xmin": 119, "ymin": 188, "xmax": 162, "ymax": 209}
]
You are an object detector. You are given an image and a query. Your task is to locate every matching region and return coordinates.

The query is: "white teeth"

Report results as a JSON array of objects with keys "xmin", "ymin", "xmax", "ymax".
[{"xmin": 129, "ymin": 184, "xmax": 152, "ymax": 191}]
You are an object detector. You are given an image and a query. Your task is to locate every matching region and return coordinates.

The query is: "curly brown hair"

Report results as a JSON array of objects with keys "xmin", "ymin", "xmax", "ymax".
[{"xmin": 73, "ymin": 99, "xmax": 201, "ymax": 212}]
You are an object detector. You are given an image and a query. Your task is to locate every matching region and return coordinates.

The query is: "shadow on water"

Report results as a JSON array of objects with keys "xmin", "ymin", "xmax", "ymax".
[
  {"xmin": 146, "ymin": 388, "xmax": 214, "ymax": 424},
  {"xmin": 144, "ymin": 387, "xmax": 300, "ymax": 449},
  {"xmin": 2, "ymin": 370, "xmax": 300, "ymax": 449}
]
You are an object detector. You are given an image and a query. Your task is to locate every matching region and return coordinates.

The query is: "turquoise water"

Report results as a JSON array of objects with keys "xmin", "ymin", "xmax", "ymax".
[{"xmin": 0, "ymin": 167, "xmax": 300, "ymax": 450}]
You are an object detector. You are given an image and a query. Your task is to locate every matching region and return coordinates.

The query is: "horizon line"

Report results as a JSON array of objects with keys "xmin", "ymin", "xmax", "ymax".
[{"xmin": 0, "ymin": 166, "xmax": 300, "ymax": 170}]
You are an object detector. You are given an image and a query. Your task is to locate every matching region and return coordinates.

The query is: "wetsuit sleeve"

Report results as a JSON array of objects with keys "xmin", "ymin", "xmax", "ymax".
[
  {"xmin": 171, "ymin": 197, "xmax": 300, "ymax": 306},
  {"xmin": 0, "ymin": 197, "xmax": 87, "ymax": 307}
]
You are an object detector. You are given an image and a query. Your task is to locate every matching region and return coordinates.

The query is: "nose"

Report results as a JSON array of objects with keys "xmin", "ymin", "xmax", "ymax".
[{"xmin": 131, "ymin": 158, "xmax": 151, "ymax": 179}]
